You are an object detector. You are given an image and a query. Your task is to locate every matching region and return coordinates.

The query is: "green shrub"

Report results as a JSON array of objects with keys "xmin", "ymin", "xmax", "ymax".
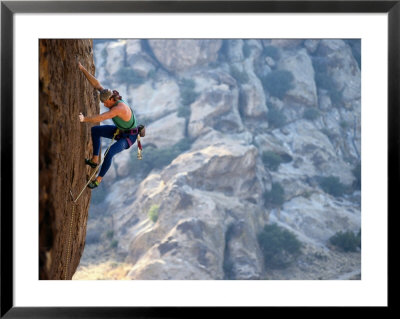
[
  {"xmin": 317, "ymin": 176, "xmax": 347, "ymax": 197},
  {"xmin": 110, "ymin": 239, "xmax": 118, "ymax": 249},
  {"xmin": 263, "ymin": 45, "xmax": 281, "ymax": 60},
  {"xmin": 178, "ymin": 78, "xmax": 199, "ymax": 119},
  {"xmin": 180, "ymin": 89, "xmax": 199, "ymax": 107},
  {"xmin": 320, "ymin": 128, "xmax": 337, "ymax": 141},
  {"xmin": 264, "ymin": 182, "xmax": 285, "ymax": 208},
  {"xmin": 262, "ymin": 70, "xmax": 294, "ymax": 99},
  {"xmin": 106, "ymin": 230, "xmax": 114, "ymax": 240},
  {"xmin": 313, "ymin": 59, "xmax": 343, "ymax": 107},
  {"xmin": 180, "ymin": 77, "xmax": 194, "ymax": 90},
  {"xmin": 340, "ymin": 120, "xmax": 351, "ymax": 130},
  {"xmin": 303, "ymin": 108, "xmax": 320, "ymax": 121},
  {"xmin": 262, "ymin": 151, "xmax": 283, "ymax": 171},
  {"xmin": 329, "ymin": 230, "xmax": 361, "ymax": 252},
  {"xmin": 267, "ymin": 106, "xmax": 287, "ymax": 128},
  {"xmin": 179, "ymin": 78, "xmax": 199, "ymax": 106},
  {"xmin": 177, "ymin": 105, "xmax": 191, "ymax": 118},
  {"xmin": 223, "ymin": 258, "xmax": 234, "ymax": 279},
  {"xmin": 257, "ymin": 223, "xmax": 303, "ymax": 269},
  {"xmin": 330, "ymin": 88, "xmax": 343, "ymax": 107},
  {"xmin": 148, "ymin": 204, "xmax": 160, "ymax": 222},
  {"xmin": 315, "ymin": 71, "xmax": 336, "ymax": 91},
  {"xmin": 262, "ymin": 151, "xmax": 293, "ymax": 171}
]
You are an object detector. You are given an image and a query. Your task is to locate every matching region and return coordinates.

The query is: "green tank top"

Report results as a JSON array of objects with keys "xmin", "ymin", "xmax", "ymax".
[{"xmin": 111, "ymin": 100, "xmax": 137, "ymax": 130}]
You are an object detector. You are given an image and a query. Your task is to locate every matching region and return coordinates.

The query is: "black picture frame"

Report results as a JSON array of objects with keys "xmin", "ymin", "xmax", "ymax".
[{"xmin": 1, "ymin": 1, "xmax": 395, "ymax": 317}]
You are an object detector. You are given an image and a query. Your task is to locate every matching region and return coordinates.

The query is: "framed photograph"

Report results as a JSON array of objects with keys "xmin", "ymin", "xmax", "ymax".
[{"xmin": 1, "ymin": 0, "xmax": 395, "ymax": 317}]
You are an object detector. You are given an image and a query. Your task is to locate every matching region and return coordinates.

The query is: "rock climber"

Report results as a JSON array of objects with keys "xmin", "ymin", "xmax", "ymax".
[{"xmin": 78, "ymin": 62, "xmax": 145, "ymax": 189}]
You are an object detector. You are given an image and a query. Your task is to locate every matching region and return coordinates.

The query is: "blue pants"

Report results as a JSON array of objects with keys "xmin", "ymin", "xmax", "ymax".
[{"xmin": 91, "ymin": 125, "xmax": 137, "ymax": 178}]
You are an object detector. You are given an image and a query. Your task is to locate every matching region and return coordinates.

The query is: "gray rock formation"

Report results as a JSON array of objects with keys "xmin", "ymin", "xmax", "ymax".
[
  {"xmin": 148, "ymin": 39, "xmax": 223, "ymax": 73},
  {"xmin": 74, "ymin": 39, "xmax": 361, "ymax": 280}
]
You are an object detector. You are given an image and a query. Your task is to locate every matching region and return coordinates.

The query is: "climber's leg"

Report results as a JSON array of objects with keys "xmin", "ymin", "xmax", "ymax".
[
  {"xmin": 89, "ymin": 125, "xmax": 118, "ymax": 164},
  {"xmin": 88, "ymin": 138, "xmax": 128, "ymax": 189},
  {"xmin": 98, "ymin": 137, "xmax": 129, "ymax": 179}
]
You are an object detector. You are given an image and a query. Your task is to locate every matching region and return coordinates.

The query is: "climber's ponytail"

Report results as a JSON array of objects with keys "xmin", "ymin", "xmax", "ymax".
[{"xmin": 111, "ymin": 90, "xmax": 122, "ymax": 101}]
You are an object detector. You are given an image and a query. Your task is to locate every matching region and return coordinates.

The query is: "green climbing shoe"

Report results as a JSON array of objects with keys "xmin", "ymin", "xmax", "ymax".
[
  {"xmin": 88, "ymin": 180, "xmax": 100, "ymax": 189},
  {"xmin": 85, "ymin": 158, "xmax": 98, "ymax": 168}
]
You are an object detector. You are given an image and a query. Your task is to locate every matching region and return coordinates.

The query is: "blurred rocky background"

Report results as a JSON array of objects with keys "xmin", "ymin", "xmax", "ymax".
[{"xmin": 73, "ymin": 39, "xmax": 361, "ymax": 280}]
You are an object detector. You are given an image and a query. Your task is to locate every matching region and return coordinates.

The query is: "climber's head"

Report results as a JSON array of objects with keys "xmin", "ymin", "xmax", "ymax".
[{"xmin": 100, "ymin": 89, "xmax": 122, "ymax": 108}]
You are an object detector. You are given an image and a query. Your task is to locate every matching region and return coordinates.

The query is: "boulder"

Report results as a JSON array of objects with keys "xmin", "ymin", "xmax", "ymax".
[
  {"xmin": 127, "ymin": 76, "xmax": 180, "ymax": 122},
  {"xmin": 304, "ymin": 39, "xmax": 320, "ymax": 54},
  {"xmin": 271, "ymin": 119, "xmax": 355, "ymax": 187},
  {"xmin": 270, "ymin": 39, "xmax": 303, "ymax": 49},
  {"xmin": 238, "ymin": 58, "xmax": 269, "ymax": 119},
  {"xmin": 161, "ymin": 140, "xmax": 261, "ymax": 199},
  {"xmin": 148, "ymin": 39, "xmax": 223, "ymax": 73},
  {"xmin": 270, "ymin": 193, "xmax": 361, "ymax": 245},
  {"xmin": 316, "ymin": 40, "xmax": 361, "ymax": 107},
  {"xmin": 125, "ymin": 40, "xmax": 157, "ymax": 78},
  {"xmin": 111, "ymin": 138, "xmax": 265, "ymax": 279},
  {"xmin": 225, "ymin": 39, "xmax": 245, "ymax": 62},
  {"xmin": 144, "ymin": 112, "xmax": 186, "ymax": 149},
  {"xmin": 278, "ymin": 48, "xmax": 318, "ymax": 108},
  {"xmin": 125, "ymin": 39, "xmax": 142, "ymax": 57},
  {"xmin": 188, "ymin": 72, "xmax": 243, "ymax": 139}
]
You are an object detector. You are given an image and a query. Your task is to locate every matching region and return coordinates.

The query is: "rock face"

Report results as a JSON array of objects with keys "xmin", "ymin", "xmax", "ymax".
[
  {"xmin": 39, "ymin": 39, "xmax": 99, "ymax": 279},
  {"xmin": 113, "ymin": 138, "xmax": 264, "ymax": 280},
  {"xmin": 75, "ymin": 39, "xmax": 361, "ymax": 280},
  {"xmin": 278, "ymin": 48, "xmax": 318, "ymax": 108},
  {"xmin": 148, "ymin": 39, "xmax": 223, "ymax": 73}
]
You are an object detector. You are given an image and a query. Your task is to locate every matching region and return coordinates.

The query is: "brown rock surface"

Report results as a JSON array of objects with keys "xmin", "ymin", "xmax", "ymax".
[{"xmin": 39, "ymin": 39, "xmax": 99, "ymax": 280}]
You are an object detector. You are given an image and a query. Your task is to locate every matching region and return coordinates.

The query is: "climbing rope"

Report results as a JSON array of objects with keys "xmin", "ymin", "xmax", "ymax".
[{"xmin": 64, "ymin": 202, "xmax": 75, "ymax": 280}]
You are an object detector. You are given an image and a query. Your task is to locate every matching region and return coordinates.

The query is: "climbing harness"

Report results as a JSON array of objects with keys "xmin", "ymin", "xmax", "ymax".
[{"xmin": 113, "ymin": 127, "xmax": 144, "ymax": 160}]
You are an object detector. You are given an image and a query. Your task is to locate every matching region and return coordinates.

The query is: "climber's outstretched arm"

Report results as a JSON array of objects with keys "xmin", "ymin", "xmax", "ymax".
[
  {"xmin": 79, "ymin": 108, "xmax": 118, "ymax": 123},
  {"xmin": 79, "ymin": 104, "xmax": 124, "ymax": 123},
  {"xmin": 78, "ymin": 62, "xmax": 103, "ymax": 91}
]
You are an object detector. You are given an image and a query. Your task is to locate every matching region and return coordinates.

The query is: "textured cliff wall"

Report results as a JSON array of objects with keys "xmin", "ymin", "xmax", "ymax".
[{"xmin": 39, "ymin": 39, "xmax": 99, "ymax": 279}]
